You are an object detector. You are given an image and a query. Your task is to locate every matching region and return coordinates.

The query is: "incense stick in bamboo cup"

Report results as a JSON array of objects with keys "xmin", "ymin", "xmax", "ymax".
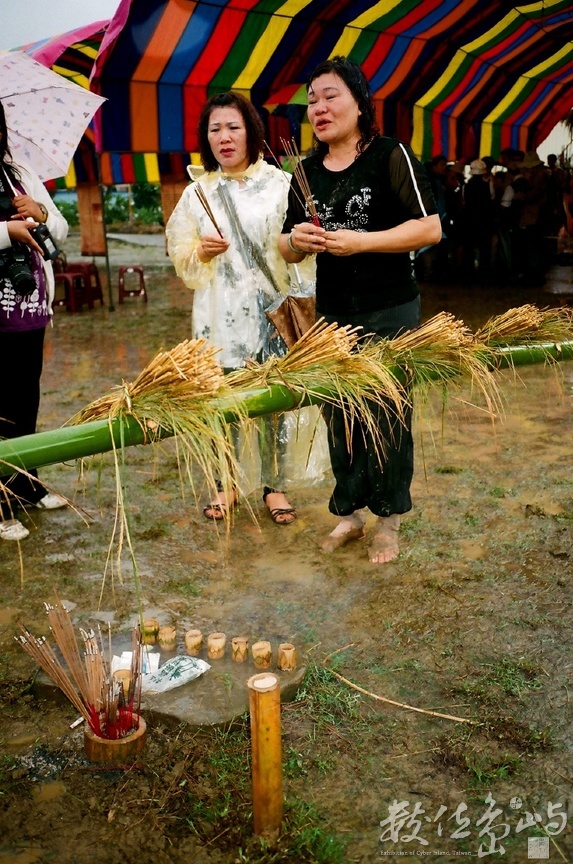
[
  {"xmin": 158, "ymin": 625, "xmax": 177, "ymax": 650},
  {"xmin": 248, "ymin": 673, "xmax": 283, "ymax": 839},
  {"xmin": 113, "ymin": 669, "xmax": 132, "ymax": 699},
  {"xmin": 252, "ymin": 641, "xmax": 272, "ymax": 668},
  {"xmin": 142, "ymin": 618, "xmax": 159, "ymax": 645},
  {"xmin": 185, "ymin": 629, "xmax": 203, "ymax": 656},
  {"xmin": 207, "ymin": 632, "xmax": 226, "ymax": 659},
  {"xmin": 231, "ymin": 636, "xmax": 249, "ymax": 663},
  {"xmin": 277, "ymin": 643, "xmax": 296, "ymax": 672}
]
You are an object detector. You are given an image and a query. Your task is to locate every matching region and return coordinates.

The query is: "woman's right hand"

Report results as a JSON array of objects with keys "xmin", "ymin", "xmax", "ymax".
[
  {"xmin": 290, "ymin": 221, "xmax": 326, "ymax": 254},
  {"xmin": 7, "ymin": 220, "xmax": 43, "ymax": 254},
  {"xmin": 198, "ymin": 234, "xmax": 229, "ymax": 263}
]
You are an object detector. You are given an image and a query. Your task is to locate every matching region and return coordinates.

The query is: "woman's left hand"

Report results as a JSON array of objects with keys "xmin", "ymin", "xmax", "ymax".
[
  {"xmin": 10, "ymin": 194, "xmax": 46, "ymax": 223},
  {"xmin": 323, "ymin": 229, "xmax": 362, "ymax": 256}
]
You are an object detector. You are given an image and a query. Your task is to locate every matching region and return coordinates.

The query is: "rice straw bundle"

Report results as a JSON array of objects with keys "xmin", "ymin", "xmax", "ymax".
[
  {"xmin": 230, "ymin": 319, "xmax": 410, "ymax": 458},
  {"xmin": 367, "ymin": 312, "xmax": 502, "ymax": 419},
  {"xmin": 74, "ymin": 339, "xmax": 226, "ymax": 425},
  {"xmin": 280, "ymin": 137, "xmax": 320, "ymax": 225},
  {"xmin": 476, "ymin": 304, "xmax": 573, "ymax": 346},
  {"xmin": 16, "ymin": 600, "xmax": 143, "ymax": 740}
]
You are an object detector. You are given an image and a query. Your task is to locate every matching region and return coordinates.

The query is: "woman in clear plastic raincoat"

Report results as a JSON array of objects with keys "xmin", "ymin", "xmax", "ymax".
[{"xmin": 166, "ymin": 91, "xmax": 317, "ymax": 524}]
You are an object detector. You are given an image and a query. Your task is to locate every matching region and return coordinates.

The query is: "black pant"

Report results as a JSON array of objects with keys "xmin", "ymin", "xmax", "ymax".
[
  {"xmin": 320, "ymin": 298, "xmax": 419, "ymax": 518},
  {"xmin": 0, "ymin": 327, "xmax": 46, "ymax": 517}
]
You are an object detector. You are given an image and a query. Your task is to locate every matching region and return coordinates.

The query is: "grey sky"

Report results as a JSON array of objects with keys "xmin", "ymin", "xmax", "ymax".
[{"xmin": 1, "ymin": 0, "xmax": 121, "ymax": 50}]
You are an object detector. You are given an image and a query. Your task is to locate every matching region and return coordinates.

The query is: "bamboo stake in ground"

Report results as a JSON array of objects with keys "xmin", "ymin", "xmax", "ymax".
[{"xmin": 248, "ymin": 672, "xmax": 283, "ymax": 841}]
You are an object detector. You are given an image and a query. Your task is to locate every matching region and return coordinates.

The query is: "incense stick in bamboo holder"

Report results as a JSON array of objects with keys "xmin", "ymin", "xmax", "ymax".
[
  {"xmin": 142, "ymin": 618, "xmax": 159, "ymax": 645},
  {"xmin": 84, "ymin": 717, "xmax": 147, "ymax": 765},
  {"xmin": 207, "ymin": 632, "xmax": 226, "ymax": 659},
  {"xmin": 185, "ymin": 629, "xmax": 203, "ymax": 656},
  {"xmin": 252, "ymin": 641, "xmax": 272, "ymax": 668},
  {"xmin": 248, "ymin": 673, "xmax": 283, "ymax": 840},
  {"xmin": 276, "ymin": 643, "xmax": 296, "ymax": 672},
  {"xmin": 113, "ymin": 669, "xmax": 132, "ymax": 699},
  {"xmin": 158, "ymin": 625, "xmax": 177, "ymax": 650},
  {"xmin": 231, "ymin": 636, "xmax": 249, "ymax": 663}
]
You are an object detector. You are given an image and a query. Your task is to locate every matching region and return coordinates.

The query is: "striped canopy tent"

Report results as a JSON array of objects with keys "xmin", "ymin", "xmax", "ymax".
[
  {"xmin": 21, "ymin": 22, "xmax": 192, "ymax": 188},
  {"xmin": 91, "ymin": 0, "xmax": 573, "ymax": 163}
]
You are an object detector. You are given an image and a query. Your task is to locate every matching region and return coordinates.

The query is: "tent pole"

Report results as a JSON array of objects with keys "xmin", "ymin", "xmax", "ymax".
[{"xmin": 96, "ymin": 153, "xmax": 114, "ymax": 312}]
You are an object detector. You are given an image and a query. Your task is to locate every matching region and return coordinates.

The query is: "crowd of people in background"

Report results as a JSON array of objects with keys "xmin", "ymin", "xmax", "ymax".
[{"xmin": 417, "ymin": 148, "xmax": 573, "ymax": 287}]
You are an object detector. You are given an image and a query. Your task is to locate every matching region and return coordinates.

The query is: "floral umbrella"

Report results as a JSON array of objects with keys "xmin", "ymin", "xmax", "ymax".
[{"xmin": 0, "ymin": 51, "xmax": 106, "ymax": 181}]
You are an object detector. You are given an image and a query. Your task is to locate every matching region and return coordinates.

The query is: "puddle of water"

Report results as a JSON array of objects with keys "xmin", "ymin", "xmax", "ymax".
[{"xmin": 31, "ymin": 782, "xmax": 66, "ymax": 805}]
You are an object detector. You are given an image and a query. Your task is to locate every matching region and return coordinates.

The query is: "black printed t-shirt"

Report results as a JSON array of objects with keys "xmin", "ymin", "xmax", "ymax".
[{"xmin": 283, "ymin": 135, "xmax": 437, "ymax": 316}]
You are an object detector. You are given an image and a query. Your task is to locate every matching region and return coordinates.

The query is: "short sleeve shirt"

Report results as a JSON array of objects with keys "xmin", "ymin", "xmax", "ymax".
[{"xmin": 283, "ymin": 136, "xmax": 437, "ymax": 315}]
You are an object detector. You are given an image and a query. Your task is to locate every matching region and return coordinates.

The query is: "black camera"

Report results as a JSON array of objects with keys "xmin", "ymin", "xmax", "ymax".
[
  {"xmin": 0, "ymin": 244, "xmax": 35, "ymax": 296},
  {"xmin": 30, "ymin": 223, "xmax": 59, "ymax": 261}
]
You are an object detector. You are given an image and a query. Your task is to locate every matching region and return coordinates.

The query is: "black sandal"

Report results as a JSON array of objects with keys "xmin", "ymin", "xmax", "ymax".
[
  {"xmin": 262, "ymin": 486, "xmax": 297, "ymax": 526},
  {"xmin": 203, "ymin": 485, "xmax": 238, "ymax": 521}
]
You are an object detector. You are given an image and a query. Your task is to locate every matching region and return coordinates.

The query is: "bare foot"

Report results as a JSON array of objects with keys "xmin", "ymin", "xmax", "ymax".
[
  {"xmin": 263, "ymin": 490, "xmax": 296, "ymax": 525},
  {"xmin": 203, "ymin": 489, "xmax": 238, "ymax": 521},
  {"xmin": 321, "ymin": 511, "xmax": 366, "ymax": 553},
  {"xmin": 368, "ymin": 514, "xmax": 400, "ymax": 563}
]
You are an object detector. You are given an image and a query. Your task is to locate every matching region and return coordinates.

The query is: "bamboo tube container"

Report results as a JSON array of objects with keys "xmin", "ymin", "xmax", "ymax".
[
  {"xmin": 113, "ymin": 669, "xmax": 132, "ymax": 699},
  {"xmin": 157, "ymin": 625, "xmax": 177, "ymax": 650},
  {"xmin": 185, "ymin": 629, "xmax": 203, "ymax": 656},
  {"xmin": 231, "ymin": 636, "xmax": 249, "ymax": 663},
  {"xmin": 84, "ymin": 717, "xmax": 147, "ymax": 765},
  {"xmin": 207, "ymin": 632, "xmax": 226, "ymax": 659},
  {"xmin": 252, "ymin": 641, "xmax": 272, "ymax": 668},
  {"xmin": 277, "ymin": 643, "xmax": 296, "ymax": 672},
  {"xmin": 248, "ymin": 673, "xmax": 283, "ymax": 840},
  {"xmin": 142, "ymin": 618, "xmax": 159, "ymax": 645}
]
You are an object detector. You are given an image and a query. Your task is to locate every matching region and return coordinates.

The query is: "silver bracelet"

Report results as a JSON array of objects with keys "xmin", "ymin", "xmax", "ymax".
[{"xmin": 287, "ymin": 230, "xmax": 305, "ymax": 255}]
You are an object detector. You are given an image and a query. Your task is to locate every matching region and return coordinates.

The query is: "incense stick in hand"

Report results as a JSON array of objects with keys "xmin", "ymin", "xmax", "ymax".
[
  {"xmin": 280, "ymin": 137, "xmax": 321, "ymax": 226},
  {"xmin": 194, "ymin": 185, "xmax": 224, "ymax": 238}
]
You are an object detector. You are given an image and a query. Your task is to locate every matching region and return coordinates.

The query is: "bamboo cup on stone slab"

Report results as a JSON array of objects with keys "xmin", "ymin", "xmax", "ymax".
[
  {"xmin": 252, "ymin": 641, "xmax": 272, "ymax": 668},
  {"xmin": 231, "ymin": 636, "xmax": 249, "ymax": 662},
  {"xmin": 277, "ymin": 643, "xmax": 296, "ymax": 672},
  {"xmin": 157, "ymin": 625, "xmax": 177, "ymax": 650},
  {"xmin": 207, "ymin": 632, "xmax": 226, "ymax": 659},
  {"xmin": 142, "ymin": 618, "xmax": 159, "ymax": 645},
  {"xmin": 185, "ymin": 629, "xmax": 203, "ymax": 656},
  {"xmin": 113, "ymin": 669, "xmax": 132, "ymax": 699}
]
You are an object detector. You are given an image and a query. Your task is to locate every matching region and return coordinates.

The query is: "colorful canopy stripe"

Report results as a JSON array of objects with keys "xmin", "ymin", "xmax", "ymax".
[{"xmin": 92, "ymin": 0, "xmax": 573, "ymax": 161}]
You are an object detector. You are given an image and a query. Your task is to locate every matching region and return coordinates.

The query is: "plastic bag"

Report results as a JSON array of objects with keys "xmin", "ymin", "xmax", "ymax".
[{"xmin": 141, "ymin": 655, "xmax": 211, "ymax": 693}]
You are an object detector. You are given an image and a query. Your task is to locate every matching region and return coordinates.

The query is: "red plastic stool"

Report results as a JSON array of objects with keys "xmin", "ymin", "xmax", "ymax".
[
  {"xmin": 118, "ymin": 266, "xmax": 147, "ymax": 303},
  {"xmin": 53, "ymin": 272, "xmax": 90, "ymax": 313}
]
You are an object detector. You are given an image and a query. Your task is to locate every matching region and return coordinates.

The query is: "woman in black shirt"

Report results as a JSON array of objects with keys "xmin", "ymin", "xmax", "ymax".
[{"xmin": 280, "ymin": 56, "xmax": 441, "ymax": 563}]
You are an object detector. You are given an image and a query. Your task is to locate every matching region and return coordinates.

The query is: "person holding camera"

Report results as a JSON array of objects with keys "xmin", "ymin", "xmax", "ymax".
[{"xmin": 0, "ymin": 99, "xmax": 69, "ymax": 541}]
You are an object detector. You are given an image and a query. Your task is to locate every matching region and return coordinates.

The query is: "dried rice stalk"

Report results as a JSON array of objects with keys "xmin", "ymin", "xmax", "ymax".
[
  {"xmin": 477, "ymin": 304, "xmax": 573, "ymax": 346},
  {"xmin": 74, "ymin": 339, "xmax": 225, "ymax": 424}
]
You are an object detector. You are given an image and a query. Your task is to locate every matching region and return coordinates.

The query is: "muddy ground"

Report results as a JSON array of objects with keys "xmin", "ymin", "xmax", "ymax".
[{"xmin": 1, "ymin": 233, "xmax": 572, "ymax": 863}]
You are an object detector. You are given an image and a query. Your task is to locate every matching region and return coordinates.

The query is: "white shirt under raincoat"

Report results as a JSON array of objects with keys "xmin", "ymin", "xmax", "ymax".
[{"xmin": 166, "ymin": 158, "xmax": 315, "ymax": 368}]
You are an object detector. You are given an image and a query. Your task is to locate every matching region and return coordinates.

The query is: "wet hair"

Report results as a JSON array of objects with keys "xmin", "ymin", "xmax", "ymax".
[
  {"xmin": 197, "ymin": 92, "xmax": 265, "ymax": 172},
  {"xmin": 0, "ymin": 100, "xmax": 21, "ymax": 186},
  {"xmin": 306, "ymin": 56, "xmax": 379, "ymax": 157}
]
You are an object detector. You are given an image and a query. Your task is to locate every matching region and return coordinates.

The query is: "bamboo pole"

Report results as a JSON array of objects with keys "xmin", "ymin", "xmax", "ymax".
[
  {"xmin": 1, "ymin": 341, "xmax": 572, "ymax": 474},
  {"xmin": 247, "ymin": 672, "xmax": 283, "ymax": 840}
]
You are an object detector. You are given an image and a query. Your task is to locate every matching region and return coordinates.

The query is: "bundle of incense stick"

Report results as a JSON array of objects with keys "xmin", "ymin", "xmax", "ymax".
[
  {"xmin": 194, "ymin": 184, "xmax": 224, "ymax": 237},
  {"xmin": 16, "ymin": 600, "xmax": 143, "ymax": 740},
  {"xmin": 280, "ymin": 137, "xmax": 321, "ymax": 225}
]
